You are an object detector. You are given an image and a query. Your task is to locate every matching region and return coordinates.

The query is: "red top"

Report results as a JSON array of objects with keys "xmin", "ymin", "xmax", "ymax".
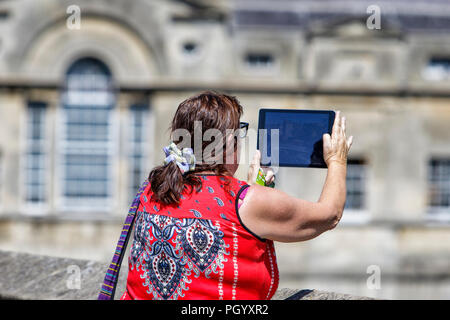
[{"xmin": 121, "ymin": 175, "xmax": 279, "ymax": 300}]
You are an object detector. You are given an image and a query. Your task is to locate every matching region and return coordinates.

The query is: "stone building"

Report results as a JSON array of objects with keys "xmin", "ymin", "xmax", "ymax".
[{"xmin": 0, "ymin": 0, "xmax": 449, "ymax": 299}]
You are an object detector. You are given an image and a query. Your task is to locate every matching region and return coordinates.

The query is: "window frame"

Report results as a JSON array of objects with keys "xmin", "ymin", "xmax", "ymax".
[
  {"xmin": 127, "ymin": 103, "xmax": 152, "ymax": 203},
  {"xmin": 427, "ymin": 157, "xmax": 450, "ymax": 221},
  {"xmin": 55, "ymin": 58, "xmax": 118, "ymax": 214},
  {"xmin": 422, "ymin": 56, "xmax": 450, "ymax": 82},
  {"xmin": 239, "ymin": 50, "xmax": 280, "ymax": 76},
  {"xmin": 20, "ymin": 101, "xmax": 51, "ymax": 215},
  {"xmin": 340, "ymin": 158, "xmax": 370, "ymax": 225}
]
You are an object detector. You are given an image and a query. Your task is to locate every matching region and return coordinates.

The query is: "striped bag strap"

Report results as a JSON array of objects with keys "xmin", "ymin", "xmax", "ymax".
[{"xmin": 98, "ymin": 180, "xmax": 150, "ymax": 300}]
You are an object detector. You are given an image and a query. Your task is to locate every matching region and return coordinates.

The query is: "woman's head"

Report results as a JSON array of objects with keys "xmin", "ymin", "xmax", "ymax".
[
  {"xmin": 148, "ymin": 91, "xmax": 244, "ymax": 206},
  {"xmin": 171, "ymin": 91, "xmax": 243, "ymax": 170}
]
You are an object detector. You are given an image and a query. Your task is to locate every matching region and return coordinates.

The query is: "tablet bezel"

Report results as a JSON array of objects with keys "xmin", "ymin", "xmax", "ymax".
[{"xmin": 257, "ymin": 108, "xmax": 335, "ymax": 168}]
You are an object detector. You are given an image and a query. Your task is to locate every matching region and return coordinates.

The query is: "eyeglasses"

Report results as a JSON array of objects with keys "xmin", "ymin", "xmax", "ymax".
[{"xmin": 239, "ymin": 122, "xmax": 249, "ymax": 138}]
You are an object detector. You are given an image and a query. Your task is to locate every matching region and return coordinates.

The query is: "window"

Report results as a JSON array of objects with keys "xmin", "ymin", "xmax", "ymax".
[
  {"xmin": 59, "ymin": 58, "xmax": 116, "ymax": 210},
  {"xmin": 245, "ymin": 53, "xmax": 275, "ymax": 69},
  {"xmin": 422, "ymin": 57, "xmax": 450, "ymax": 81},
  {"xmin": 180, "ymin": 40, "xmax": 203, "ymax": 64},
  {"xmin": 345, "ymin": 159, "xmax": 367, "ymax": 210},
  {"xmin": 182, "ymin": 41, "xmax": 199, "ymax": 56},
  {"xmin": 128, "ymin": 104, "xmax": 150, "ymax": 202},
  {"xmin": 428, "ymin": 159, "xmax": 450, "ymax": 214},
  {"xmin": 25, "ymin": 102, "xmax": 47, "ymax": 205}
]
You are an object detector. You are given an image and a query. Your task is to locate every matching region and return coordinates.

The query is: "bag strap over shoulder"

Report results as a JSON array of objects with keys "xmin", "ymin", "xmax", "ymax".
[{"xmin": 98, "ymin": 180, "xmax": 150, "ymax": 300}]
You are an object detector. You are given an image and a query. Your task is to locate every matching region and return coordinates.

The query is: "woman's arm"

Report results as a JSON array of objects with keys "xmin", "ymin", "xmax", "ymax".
[{"xmin": 239, "ymin": 111, "xmax": 353, "ymax": 243}]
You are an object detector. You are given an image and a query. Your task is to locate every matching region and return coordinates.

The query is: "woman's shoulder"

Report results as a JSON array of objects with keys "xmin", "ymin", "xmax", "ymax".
[
  {"xmin": 194, "ymin": 174, "xmax": 247, "ymax": 188},
  {"xmin": 135, "ymin": 175, "xmax": 249, "ymax": 213},
  {"xmin": 211, "ymin": 175, "xmax": 249, "ymax": 198}
]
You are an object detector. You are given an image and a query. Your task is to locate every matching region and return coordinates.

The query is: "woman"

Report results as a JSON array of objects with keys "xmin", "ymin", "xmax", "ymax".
[{"xmin": 121, "ymin": 91, "xmax": 353, "ymax": 300}]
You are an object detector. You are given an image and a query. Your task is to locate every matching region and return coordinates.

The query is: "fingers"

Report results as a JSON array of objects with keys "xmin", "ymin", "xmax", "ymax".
[
  {"xmin": 332, "ymin": 110, "xmax": 341, "ymax": 137},
  {"xmin": 264, "ymin": 168, "xmax": 275, "ymax": 184},
  {"xmin": 323, "ymin": 133, "xmax": 331, "ymax": 149},
  {"xmin": 248, "ymin": 150, "xmax": 261, "ymax": 184},
  {"xmin": 341, "ymin": 116, "xmax": 346, "ymax": 136},
  {"xmin": 347, "ymin": 135, "xmax": 353, "ymax": 150},
  {"xmin": 324, "ymin": 111, "xmax": 353, "ymax": 166},
  {"xmin": 251, "ymin": 150, "xmax": 261, "ymax": 167},
  {"xmin": 334, "ymin": 112, "xmax": 348, "ymax": 145}
]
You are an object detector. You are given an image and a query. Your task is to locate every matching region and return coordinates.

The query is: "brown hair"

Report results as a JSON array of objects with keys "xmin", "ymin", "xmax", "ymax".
[{"xmin": 148, "ymin": 91, "xmax": 243, "ymax": 206}]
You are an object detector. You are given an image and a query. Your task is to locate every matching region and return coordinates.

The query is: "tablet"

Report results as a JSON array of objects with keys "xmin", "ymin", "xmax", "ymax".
[{"xmin": 257, "ymin": 108, "xmax": 335, "ymax": 168}]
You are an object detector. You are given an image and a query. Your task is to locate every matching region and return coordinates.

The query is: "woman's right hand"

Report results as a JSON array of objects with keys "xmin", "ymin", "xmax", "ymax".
[
  {"xmin": 323, "ymin": 111, "xmax": 353, "ymax": 167},
  {"xmin": 247, "ymin": 150, "xmax": 275, "ymax": 186}
]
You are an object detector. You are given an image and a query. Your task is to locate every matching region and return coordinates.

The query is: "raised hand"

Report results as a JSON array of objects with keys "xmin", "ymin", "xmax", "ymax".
[{"xmin": 322, "ymin": 111, "xmax": 353, "ymax": 167}]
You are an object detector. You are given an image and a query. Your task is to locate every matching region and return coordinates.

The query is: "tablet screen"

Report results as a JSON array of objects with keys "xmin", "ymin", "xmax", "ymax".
[{"xmin": 257, "ymin": 109, "xmax": 335, "ymax": 168}]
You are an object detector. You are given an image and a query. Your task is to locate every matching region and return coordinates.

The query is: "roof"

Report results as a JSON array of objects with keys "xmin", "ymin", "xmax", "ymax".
[{"xmin": 231, "ymin": 0, "xmax": 450, "ymax": 32}]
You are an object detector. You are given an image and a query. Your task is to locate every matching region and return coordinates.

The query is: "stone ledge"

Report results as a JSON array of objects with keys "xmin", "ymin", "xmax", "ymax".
[{"xmin": 0, "ymin": 250, "xmax": 372, "ymax": 300}]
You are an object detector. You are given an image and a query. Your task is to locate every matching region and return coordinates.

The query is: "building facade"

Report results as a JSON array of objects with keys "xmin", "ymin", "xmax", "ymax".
[{"xmin": 0, "ymin": 0, "xmax": 450, "ymax": 299}]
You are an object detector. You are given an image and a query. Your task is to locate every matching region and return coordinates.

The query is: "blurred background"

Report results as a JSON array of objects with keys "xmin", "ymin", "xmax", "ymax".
[{"xmin": 0, "ymin": 0, "xmax": 449, "ymax": 299}]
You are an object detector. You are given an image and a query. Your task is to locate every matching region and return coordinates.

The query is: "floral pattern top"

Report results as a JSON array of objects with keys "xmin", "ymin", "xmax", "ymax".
[{"xmin": 121, "ymin": 175, "xmax": 279, "ymax": 300}]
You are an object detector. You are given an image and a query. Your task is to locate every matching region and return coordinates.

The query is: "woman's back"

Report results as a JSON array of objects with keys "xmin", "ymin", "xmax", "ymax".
[
  {"xmin": 100, "ymin": 91, "xmax": 352, "ymax": 300},
  {"xmin": 121, "ymin": 175, "xmax": 279, "ymax": 300}
]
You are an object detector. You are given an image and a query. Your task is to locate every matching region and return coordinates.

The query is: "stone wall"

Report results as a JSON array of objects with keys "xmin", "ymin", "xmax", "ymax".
[{"xmin": 0, "ymin": 250, "xmax": 371, "ymax": 300}]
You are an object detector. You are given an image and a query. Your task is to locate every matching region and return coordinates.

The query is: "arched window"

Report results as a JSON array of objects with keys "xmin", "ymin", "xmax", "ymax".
[{"xmin": 59, "ymin": 58, "xmax": 116, "ymax": 210}]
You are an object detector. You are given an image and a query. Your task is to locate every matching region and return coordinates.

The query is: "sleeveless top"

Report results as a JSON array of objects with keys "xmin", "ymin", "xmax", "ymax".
[{"xmin": 121, "ymin": 175, "xmax": 279, "ymax": 300}]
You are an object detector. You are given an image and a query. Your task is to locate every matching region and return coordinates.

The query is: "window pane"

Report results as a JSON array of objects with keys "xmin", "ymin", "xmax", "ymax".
[
  {"xmin": 423, "ymin": 57, "xmax": 450, "ymax": 81},
  {"xmin": 428, "ymin": 159, "xmax": 450, "ymax": 211},
  {"xmin": 245, "ymin": 53, "xmax": 275, "ymax": 68},
  {"xmin": 128, "ymin": 104, "xmax": 150, "ymax": 202},
  {"xmin": 345, "ymin": 159, "xmax": 367, "ymax": 210},
  {"xmin": 26, "ymin": 102, "xmax": 47, "ymax": 204},
  {"xmin": 61, "ymin": 58, "xmax": 115, "ymax": 209}
]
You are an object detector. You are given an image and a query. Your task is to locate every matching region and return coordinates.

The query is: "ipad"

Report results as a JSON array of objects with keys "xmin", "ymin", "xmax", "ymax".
[{"xmin": 257, "ymin": 108, "xmax": 335, "ymax": 168}]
